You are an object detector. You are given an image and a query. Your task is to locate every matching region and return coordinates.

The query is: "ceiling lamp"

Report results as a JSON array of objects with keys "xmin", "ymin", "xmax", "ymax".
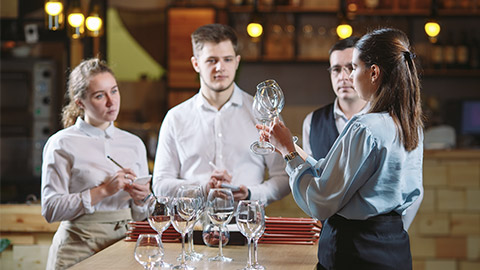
[
  {"xmin": 67, "ymin": 0, "xmax": 85, "ymax": 39},
  {"xmin": 44, "ymin": 0, "xmax": 64, "ymax": 30},
  {"xmin": 336, "ymin": 22, "xmax": 353, "ymax": 39},
  {"xmin": 425, "ymin": 0, "xmax": 441, "ymax": 43},
  {"xmin": 337, "ymin": 0, "xmax": 353, "ymax": 39},
  {"xmin": 246, "ymin": 0, "xmax": 263, "ymax": 39},
  {"xmin": 86, "ymin": 0, "xmax": 103, "ymax": 37}
]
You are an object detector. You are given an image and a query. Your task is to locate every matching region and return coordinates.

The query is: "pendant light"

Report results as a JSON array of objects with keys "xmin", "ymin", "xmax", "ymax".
[
  {"xmin": 44, "ymin": 0, "xmax": 64, "ymax": 30},
  {"xmin": 86, "ymin": 0, "xmax": 103, "ymax": 37},
  {"xmin": 67, "ymin": 0, "xmax": 85, "ymax": 39}
]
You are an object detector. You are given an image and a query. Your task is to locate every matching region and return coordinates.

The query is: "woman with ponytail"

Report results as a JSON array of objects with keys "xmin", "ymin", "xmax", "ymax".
[
  {"xmin": 261, "ymin": 28, "xmax": 424, "ymax": 270},
  {"xmin": 41, "ymin": 58, "xmax": 151, "ymax": 269}
]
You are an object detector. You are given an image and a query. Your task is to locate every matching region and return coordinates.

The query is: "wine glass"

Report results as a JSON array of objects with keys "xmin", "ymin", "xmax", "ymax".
[
  {"xmin": 250, "ymin": 79, "xmax": 298, "ymax": 155},
  {"xmin": 134, "ymin": 234, "xmax": 164, "ymax": 270},
  {"xmin": 235, "ymin": 200, "xmax": 264, "ymax": 270},
  {"xmin": 252, "ymin": 203, "xmax": 266, "ymax": 270},
  {"xmin": 147, "ymin": 195, "xmax": 173, "ymax": 268},
  {"xmin": 206, "ymin": 188, "xmax": 235, "ymax": 262},
  {"xmin": 171, "ymin": 185, "xmax": 201, "ymax": 270},
  {"xmin": 250, "ymin": 94, "xmax": 276, "ymax": 155},
  {"xmin": 179, "ymin": 185, "xmax": 204, "ymax": 262}
]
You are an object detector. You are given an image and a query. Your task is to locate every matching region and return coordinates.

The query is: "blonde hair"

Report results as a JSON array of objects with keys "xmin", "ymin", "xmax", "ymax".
[{"xmin": 61, "ymin": 58, "xmax": 114, "ymax": 128}]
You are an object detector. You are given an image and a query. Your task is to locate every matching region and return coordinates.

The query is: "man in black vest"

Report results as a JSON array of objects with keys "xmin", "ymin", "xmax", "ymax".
[{"xmin": 302, "ymin": 37, "xmax": 369, "ymax": 160}]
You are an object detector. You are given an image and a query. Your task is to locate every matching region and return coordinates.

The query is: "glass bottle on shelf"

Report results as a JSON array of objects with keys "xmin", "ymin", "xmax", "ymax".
[
  {"xmin": 443, "ymin": 32, "xmax": 456, "ymax": 69},
  {"xmin": 299, "ymin": 24, "xmax": 314, "ymax": 59},
  {"xmin": 431, "ymin": 37, "xmax": 443, "ymax": 69},
  {"xmin": 284, "ymin": 23, "xmax": 295, "ymax": 59},
  {"xmin": 455, "ymin": 32, "xmax": 469, "ymax": 69},
  {"xmin": 315, "ymin": 26, "xmax": 329, "ymax": 60}
]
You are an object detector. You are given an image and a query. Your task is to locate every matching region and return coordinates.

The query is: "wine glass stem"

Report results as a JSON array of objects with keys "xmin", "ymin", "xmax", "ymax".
[
  {"xmin": 253, "ymin": 237, "xmax": 259, "ymax": 265},
  {"xmin": 247, "ymin": 237, "xmax": 253, "ymax": 267},
  {"xmin": 188, "ymin": 230, "xmax": 193, "ymax": 253},
  {"xmin": 181, "ymin": 233, "xmax": 186, "ymax": 265},
  {"xmin": 218, "ymin": 225, "xmax": 224, "ymax": 257}
]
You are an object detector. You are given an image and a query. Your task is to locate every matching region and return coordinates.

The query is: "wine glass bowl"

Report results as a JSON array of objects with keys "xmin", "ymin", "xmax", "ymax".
[
  {"xmin": 206, "ymin": 188, "xmax": 235, "ymax": 262},
  {"xmin": 134, "ymin": 234, "xmax": 164, "ymax": 270}
]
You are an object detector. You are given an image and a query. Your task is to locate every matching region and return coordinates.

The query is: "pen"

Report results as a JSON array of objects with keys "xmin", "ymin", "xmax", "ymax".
[{"xmin": 107, "ymin": 155, "xmax": 124, "ymax": 169}]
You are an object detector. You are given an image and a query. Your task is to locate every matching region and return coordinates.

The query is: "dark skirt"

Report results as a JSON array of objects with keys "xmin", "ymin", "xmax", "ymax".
[{"xmin": 316, "ymin": 213, "xmax": 412, "ymax": 270}]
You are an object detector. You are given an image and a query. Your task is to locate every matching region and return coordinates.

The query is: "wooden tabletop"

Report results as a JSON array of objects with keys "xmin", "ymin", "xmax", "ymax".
[{"xmin": 69, "ymin": 239, "xmax": 318, "ymax": 270}]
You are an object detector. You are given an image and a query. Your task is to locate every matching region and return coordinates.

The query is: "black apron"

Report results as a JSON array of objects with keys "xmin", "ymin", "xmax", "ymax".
[{"xmin": 316, "ymin": 212, "xmax": 412, "ymax": 270}]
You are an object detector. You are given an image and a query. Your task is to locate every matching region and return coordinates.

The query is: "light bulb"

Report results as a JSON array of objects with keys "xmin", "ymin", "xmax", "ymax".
[
  {"xmin": 68, "ymin": 12, "xmax": 84, "ymax": 28},
  {"xmin": 247, "ymin": 23, "xmax": 263, "ymax": 38},
  {"xmin": 86, "ymin": 16, "xmax": 102, "ymax": 31},
  {"xmin": 45, "ymin": 2, "xmax": 63, "ymax": 16},
  {"xmin": 336, "ymin": 24, "xmax": 353, "ymax": 39},
  {"xmin": 425, "ymin": 21, "xmax": 441, "ymax": 38}
]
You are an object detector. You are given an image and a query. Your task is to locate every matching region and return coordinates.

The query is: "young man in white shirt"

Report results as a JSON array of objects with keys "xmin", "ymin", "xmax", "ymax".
[{"xmin": 152, "ymin": 24, "xmax": 289, "ymax": 204}]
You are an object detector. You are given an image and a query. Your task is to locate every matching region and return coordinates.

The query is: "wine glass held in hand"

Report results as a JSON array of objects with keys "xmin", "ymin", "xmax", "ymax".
[
  {"xmin": 251, "ymin": 79, "xmax": 286, "ymax": 155},
  {"xmin": 171, "ymin": 185, "xmax": 202, "ymax": 270},
  {"xmin": 206, "ymin": 188, "xmax": 235, "ymax": 262},
  {"xmin": 236, "ymin": 200, "xmax": 265, "ymax": 270},
  {"xmin": 134, "ymin": 234, "xmax": 164, "ymax": 270},
  {"xmin": 147, "ymin": 195, "xmax": 173, "ymax": 268}
]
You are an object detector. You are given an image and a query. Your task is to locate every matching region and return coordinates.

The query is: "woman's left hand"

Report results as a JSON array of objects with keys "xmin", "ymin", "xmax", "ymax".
[{"xmin": 125, "ymin": 180, "xmax": 151, "ymax": 205}]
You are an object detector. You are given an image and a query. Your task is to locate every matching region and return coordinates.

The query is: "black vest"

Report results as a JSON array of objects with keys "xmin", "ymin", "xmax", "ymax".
[{"xmin": 309, "ymin": 103, "xmax": 339, "ymax": 160}]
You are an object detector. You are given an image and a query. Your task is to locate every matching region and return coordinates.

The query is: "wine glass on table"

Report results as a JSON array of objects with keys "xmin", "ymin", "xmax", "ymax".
[
  {"xmin": 147, "ymin": 195, "xmax": 173, "ymax": 268},
  {"xmin": 171, "ymin": 185, "xmax": 200, "ymax": 270},
  {"xmin": 206, "ymin": 188, "xmax": 235, "ymax": 262},
  {"xmin": 235, "ymin": 200, "xmax": 264, "ymax": 270},
  {"xmin": 134, "ymin": 234, "xmax": 164, "ymax": 270},
  {"xmin": 179, "ymin": 185, "xmax": 205, "ymax": 262},
  {"xmin": 252, "ymin": 203, "xmax": 266, "ymax": 270}
]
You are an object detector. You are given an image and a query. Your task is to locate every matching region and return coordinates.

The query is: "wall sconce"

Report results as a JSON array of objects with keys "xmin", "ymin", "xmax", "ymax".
[
  {"xmin": 67, "ymin": 0, "xmax": 85, "ymax": 39},
  {"xmin": 425, "ymin": 0, "xmax": 441, "ymax": 43},
  {"xmin": 86, "ymin": 0, "xmax": 103, "ymax": 37},
  {"xmin": 44, "ymin": 0, "xmax": 64, "ymax": 30}
]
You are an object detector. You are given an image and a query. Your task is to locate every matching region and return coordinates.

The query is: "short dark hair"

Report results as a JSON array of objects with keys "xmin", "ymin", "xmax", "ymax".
[
  {"xmin": 191, "ymin": 23, "xmax": 239, "ymax": 57},
  {"xmin": 329, "ymin": 36, "xmax": 360, "ymax": 56}
]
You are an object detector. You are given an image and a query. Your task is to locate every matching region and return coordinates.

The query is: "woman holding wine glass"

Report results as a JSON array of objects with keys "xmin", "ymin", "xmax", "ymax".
[{"xmin": 206, "ymin": 188, "xmax": 235, "ymax": 262}]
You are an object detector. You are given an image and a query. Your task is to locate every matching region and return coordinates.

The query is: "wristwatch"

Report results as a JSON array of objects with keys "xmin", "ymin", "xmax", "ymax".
[{"xmin": 284, "ymin": 151, "xmax": 300, "ymax": 162}]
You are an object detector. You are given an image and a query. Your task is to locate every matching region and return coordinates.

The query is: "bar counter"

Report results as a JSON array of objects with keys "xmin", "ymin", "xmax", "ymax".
[{"xmin": 69, "ymin": 239, "xmax": 318, "ymax": 269}]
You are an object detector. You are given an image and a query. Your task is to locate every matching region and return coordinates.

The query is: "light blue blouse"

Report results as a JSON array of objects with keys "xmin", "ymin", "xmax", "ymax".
[{"xmin": 286, "ymin": 112, "xmax": 423, "ymax": 221}]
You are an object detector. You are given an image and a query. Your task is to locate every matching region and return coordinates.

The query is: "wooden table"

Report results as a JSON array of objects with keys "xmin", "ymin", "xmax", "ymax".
[{"xmin": 70, "ymin": 240, "xmax": 318, "ymax": 269}]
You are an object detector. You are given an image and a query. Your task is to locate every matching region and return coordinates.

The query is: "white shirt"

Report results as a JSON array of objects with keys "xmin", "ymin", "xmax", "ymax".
[
  {"xmin": 302, "ymin": 98, "xmax": 370, "ymax": 156},
  {"xmin": 41, "ymin": 118, "xmax": 149, "ymax": 223},
  {"xmin": 152, "ymin": 84, "xmax": 290, "ymax": 205}
]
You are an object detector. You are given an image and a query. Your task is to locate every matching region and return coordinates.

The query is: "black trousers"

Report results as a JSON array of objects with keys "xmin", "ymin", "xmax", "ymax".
[{"xmin": 316, "ymin": 213, "xmax": 412, "ymax": 270}]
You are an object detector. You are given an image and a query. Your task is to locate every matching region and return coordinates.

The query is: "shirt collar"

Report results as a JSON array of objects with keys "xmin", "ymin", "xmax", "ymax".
[
  {"xmin": 333, "ymin": 98, "xmax": 371, "ymax": 120},
  {"xmin": 75, "ymin": 117, "xmax": 115, "ymax": 138},
  {"xmin": 195, "ymin": 83, "xmax": 243, "ymax": 111}
]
